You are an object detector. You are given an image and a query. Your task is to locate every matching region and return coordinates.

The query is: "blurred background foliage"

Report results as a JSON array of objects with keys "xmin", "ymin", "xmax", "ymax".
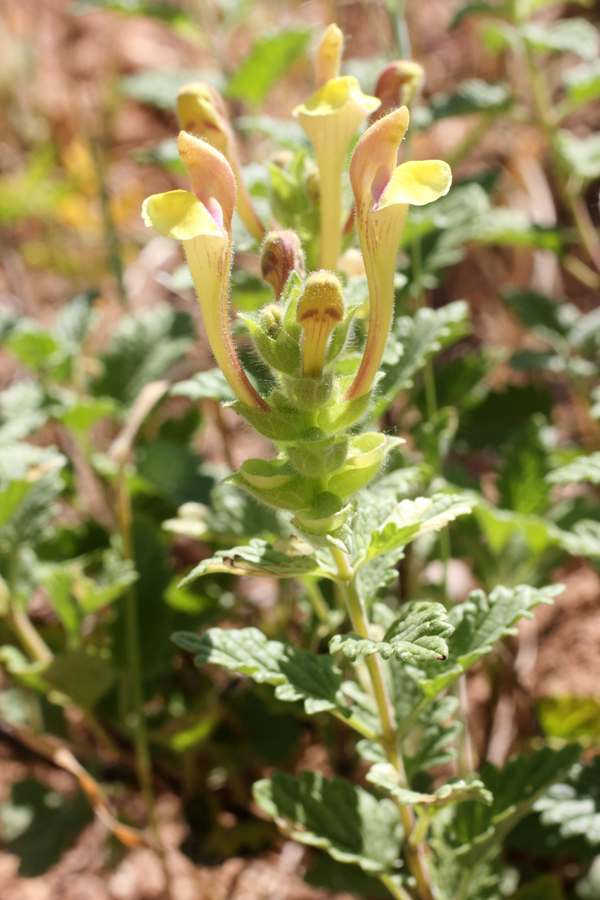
[{"xmin": 0, "ymin": 0, "xmax": 600, "ymax": 897}]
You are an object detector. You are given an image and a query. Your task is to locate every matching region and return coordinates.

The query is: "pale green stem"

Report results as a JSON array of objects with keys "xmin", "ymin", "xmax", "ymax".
[
  {"xmin": 522, "ymin": 44, "xmax": 600, "ymax": 275},
  {"xmin": 303, "ymin": 577, "xmax": 330, "ymax": 624},
  {"xmin": 329, "ymin": 546, "xmax": 435, "ymax": 900},
  {"xmin": 116, "ymin": 468, "xmax": 173, "ymax": 900},
  {"xmin": 381, "ymin": 874, "xmax": 415, "ymax": 900},
  {"xmin": 317, "ymin": 147, "xmax": 344, "ymax": 271}
]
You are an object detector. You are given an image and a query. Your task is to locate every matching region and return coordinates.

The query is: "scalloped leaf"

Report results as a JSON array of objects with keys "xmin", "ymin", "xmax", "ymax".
[
  {"xmin": 329, "ymin": 601, "xmax": 453, "ymax": 663},
  {"xmin": 172, "ymin": 627, "xmax": 344, "ymax": 715},
  {"xmin": 557, "ymin": 520, "xmax": 600, "ymax": 559},
  {"xmin": 366, "ymin": 764, "xmax": 492, "ymax": 808},
  {"xmin": 443, "ymin": 744, "xmax": 581, "ymax": 867},
  {"xmin": 253, "ymin": 771, "xmax": 403, "ymax": 875},
  {"xmin": 178, "ymin": 538, "xmax": 320, "ymax": 586},
  {"xmin": 361, "ymin": 493, "xmax": 473, "ymax": 566},
  {"xmin": 375, "ymin": 302, "xmax": 470, "ymax": 414},
  {"xmin": 547, "ymin": 452, "xmax": 600, "ymax": 485},
  {"xmin": 535, "ymin": 758, "xmax": 600, "ymax": 847},
  {"xmin": 413, "ymin": 584, "xmax": 561, "ymax": 696},
  {"xmin": 521, "ymin": 19, "xmax": 600, "ymax": 61}
]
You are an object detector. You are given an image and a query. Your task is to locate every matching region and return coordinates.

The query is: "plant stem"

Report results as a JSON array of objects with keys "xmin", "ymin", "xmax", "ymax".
[
  {"xmin": 7, "ymin": 549, "xmax": 53, "ymax": 664},
  {"xmin": 116, "ymin": 468, "xmax": 173, "ymax": 900},
  {"xmin": 303, "ymin": 577, "xmax": 330, "ymax": 624},
  {"xmin": 522, "ymin": 44, "xmax": 600, "ymax": 275},
  {"xmin": 330, "ymin": 546, "xmax": 435, "ymax": 900},
  {"xmin": 381, "ymin": 874, "xmax": 415, "ymax": 900}
]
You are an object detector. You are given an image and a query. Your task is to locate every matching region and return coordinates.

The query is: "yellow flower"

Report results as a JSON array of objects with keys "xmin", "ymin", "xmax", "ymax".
[
  {"xmin": 296, "ymin": 271, "xmax": 345, "ymax": 377},
  {"xmin": 346, "ymin": 107, "xmax": 452, "ymax": 401},
  {"xmin": 142, "ymin": 132, "xmax": 268, "ymax": 411},
  {"xmin": 177, "ymin": 82, "xmax": 266, "ymax": 242},
  {"xmin": 293, "ymin": 75, "xmax": 380, "ymax": 270},
  {"xmin": 314, "ymin": 24, "xmax": 344, "ymax": 86}
]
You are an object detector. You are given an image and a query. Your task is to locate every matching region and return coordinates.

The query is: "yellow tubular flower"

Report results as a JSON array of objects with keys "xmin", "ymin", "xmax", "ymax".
[
  {"xmin": 346, "ymin": 107, "xmax": 452, "ymax": 401},
  {"xmin": 296, "ymin": 271, "xmax": 345, "ymax": 377},
  {"xmin": 142, "ymin": 132, "xmax": 268, "ymax": 411},
  {"xmin": 176, "ymin": 82, "xmax": 266, "ymax": 242},
  {"xmin": 314, "ymin": 24, "xmax": 344, "ymax": 87},
  {"xmin": 294, "ymin": 76, "xmax": 380, "ymax": 271}
]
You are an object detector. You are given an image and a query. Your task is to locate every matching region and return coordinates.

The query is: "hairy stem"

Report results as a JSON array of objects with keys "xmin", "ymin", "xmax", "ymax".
[{"xmin": 330, "ymin": 546, "xmax": 435, "ymax": 900}]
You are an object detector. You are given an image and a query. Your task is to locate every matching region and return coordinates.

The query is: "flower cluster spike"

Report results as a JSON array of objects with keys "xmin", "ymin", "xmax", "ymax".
[
  {"xmin": 176, "ymin": 81, "xmax": 266, "ymax": 242},
  {"xmin": 261, "ymin": 230, "xmax": 305, "ymax": 300},
  {"xmin": 346, "ymin": 107, "xmax": 452, "ymax": 401},
  {"xmin": 373, "ymin": 61, "xmax": 425, "ymax": 119},
  {"xmin": 142, "ymin": 132, "xmax": 268, "ymax": 411}
]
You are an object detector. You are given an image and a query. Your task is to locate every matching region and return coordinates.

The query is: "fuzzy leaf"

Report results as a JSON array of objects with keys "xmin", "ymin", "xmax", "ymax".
[
  {"xmin": 227, "ymin": 29, "xmax": 311, "ymax": 105},
  {"xmin": 362, "ymin": 494, "xmax": 473, "ymax": 566},
  {"xmin": 172, "ymin": 627, "xmax": 344, "ymax": 715},
  {"xmin": 521, "ymin": 19, "xmax": 599, "ymax": 60},
  {"xmin": 419, "ymin": 80, "xmax": 512, "ymax": 126},
  {"xmin": 404, "ymin": 695, "xmax": 462, "ymax": 779},
  {"xmin": 535, "ymin": 758, "xmax": 600, "ymax": 847},
  {"xmin": 547, "ymin": 452, "xmax": 600, "ymax": 485},
  {"xmin": 555, "ymin": 132, "xmax": 600, "ymax": 180},
  {"xmin": 376, "ymin": 302, "xmax": 469, "ymax": 413},
  {"xmin": 563, "ymin": 60, "xmax": 600, "ymax": 107},
  {"xmin": 253, "ymin": 771, "xmax": 403, "ymax": 875},
  {"xmin": 179, "ymin": 538, "xmax": 320, "ymax": 586},
  {"xmin": 558, "ymin": 520, "xmax": 600, "ymax": 559},
  {"xmin": 367, "ymin": 764, "xmax": 492, "ymax": 808},
  {"xmin": 414, "ymin": 584, "xmax": 561, "ymax": 696},
  {"xmin": 444, "ymin": 744, "xmax": 581, "ymax": 867},
  {"xmin": 329, "ymin": 601, "xmax": 453, "ymax": 663}
]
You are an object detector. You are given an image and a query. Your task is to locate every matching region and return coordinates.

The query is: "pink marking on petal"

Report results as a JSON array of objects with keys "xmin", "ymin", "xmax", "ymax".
[{"xmin": 371, "ymin": 165, "xmax": 391, "ymax": 208}]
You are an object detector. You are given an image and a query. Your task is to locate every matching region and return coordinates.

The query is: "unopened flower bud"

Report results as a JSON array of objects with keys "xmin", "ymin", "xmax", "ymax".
[
  {"xmin": 261, "ymin": 230, "xmax": 305, "ymax": 300},
  {"xmin": 373, "ymin": 61, "xmax": 424, "ymax": 119},
  {"xmin": 315, "ymin": 24, "xmax": 344, "ymax": 87},
  {"xmin": 296, "ymin": 271, "xmax": 345, "ymax": 378},
  {"xmin": 259, "ymin": 304, "xmax": 284, "ymax": 338},
  {"xmin": 177, "ymin": 82, "xmax": 266, "ymax": 242}
]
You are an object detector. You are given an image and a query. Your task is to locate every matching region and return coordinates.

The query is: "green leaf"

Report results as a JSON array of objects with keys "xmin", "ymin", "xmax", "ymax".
[
  {"xmin": 464, "ymin": 207, "xmax": 563, "ymax": 252},
  {"xmin": 539, "ymin": 695, "xmax": 600, "ymax": 743},
  {"xmin": 119, "ymin": 69, "xmax": 225, "ymax": 110},
  {"xmin": 253, "ymin": 770, "xmax": 403, "ymax": 875},
  {"xmin": 404, "ymin": 696, "xmax": 462, "ymax": 779},
  {"xmin": 329, "ymin": 601, "xmax": 453, "ymax": 663},
  {"xmin": 521, "ymin": 19, "xmax": 600, "ymax": 60},
  {"xmin": 91, "ymin": 303, "xmax": 193, "ymax": 404},
  {"xmin": 0, "ymin": 380, "xmax": 48, "ymax": 443},
  {"xmin": 0, "ymin": 777, "xmax": 92, "ymax": 877},
  {"xmin": 362, "ymin": 493, "xmax": 473, "ymax": 566},
  {"xmin": 444, "ymin": 744, "xmax": 581, "ymax": 867},
  {"xmin": 376, "ymin": 302, "xmax": 470, "ymax": 413},
  {"xmin": 474, "ymin": 502, "xmax": 558, "ymax": 557},
  {"xmin": 305, "ymin": 855, "xmax": 393, "ymax": 899},
  {"xmin": 563, "ymin": 60, "xmax": 600, "ymax": 107},
  {"xmin": 179, "ymin": 538, "xmax": 320, "ymax": 585},
  {"xmin": 172, "ymin": 627, "xmax": 345, "ymax": 715},
  {"xmin": 496, "ymin": 421, "xmax": 549, "ymax": 515},
  {"xmin": 449, "ymin": 1, "xmax": 509, "ymax": 29},
  {"xmin": 7, "ymin": 328, "xmax": 62, "ymax": 372},
  {"xmin": 43, "ymin": 649, "xmax": 115, "ymax": 708},
  {"xmin": 557, "ymin": 520, "xmax": 600, "ymax": 559},
  {"xmin": 502, "ymin": 288, "xmax": 576, "ymax": 338},
  {"xmin": 367, "ymin": 765, "xmax": 492, "ymax": 808},
  {"xmin": 226, "ymin": 29, "xmax": 312, "ymax": 105},
  {"xmin": 414, "ymin": 584, "xmax": 561, "ymax": 696},
  {"xmin": 0, "ymin": 468, "xmax": 65, "ymax": 551},
  {"xmin": 73, "ymin": 0, "xmax": 193, "ymax": 22},
  {"xmin": 420, "ymin": 80, "xmax": 512, "ymax": 127},
  {"xmin": 512, "ymin": 875, "xmax": 566, "ymax": 900},
  {"xmin": 51, "ymin": 291, "xmax": 97, "ymax": 349},
  {"xmin": 55, "ymin": 395, "xmax": 117, "ymax": 433},
  {"xmin": 170, "ymin": 369, "xmax": 235, "ymax": 402},
  {"xmin": 555, "ymin": 132, "xmax": 600, "ymax": 180},
  {"xmin": 548, "ymin": 453, "xmax": 600, "ymax": 485}
]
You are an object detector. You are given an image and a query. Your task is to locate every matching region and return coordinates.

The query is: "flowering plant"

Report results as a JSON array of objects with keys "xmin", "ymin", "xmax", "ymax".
[{"xmin": 142, "ymin": 25, "xmax": 581, "ymax": 900}]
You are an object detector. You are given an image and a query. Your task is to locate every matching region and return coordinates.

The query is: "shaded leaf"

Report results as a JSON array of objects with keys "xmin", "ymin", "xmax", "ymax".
[
  {"xmin": 173, "ymin": 627, "xmax": 345, "ymax": 715},
  {"xmin": 43, "ymin": 649, "xmax": 115, "ymax": 708},
  {"xmin": 535, "ymin": 758, "xmax": 600, "ymax": 848},
  {"xmin": 555, "ymin": 132, "xmax": 600, "ymax": 180},
  {"xmin": 521, "ymin": 19, "xmax": 600, "ymax": 61},
  {"xmin": 563, "ymin": 60, "xmax": 600, "ymax": 107},
  {"xmin": 227, "ymin": 29, "xmax": 311, "ymax": 105},
  {"xmin": 362, "ymin": 494, "xmax": 473, "ymax": 566},
  {"xmin": 367, "ymin": 764, "xmax": 492, "ymax": 808},
  {"xmin": 253, "ymin": 770, "xmax": 403, "ymax": 875},
  {"xmin": 179, "ymin": 538, "xmax": 319, "ymax": 586},
  {"xmin": 414, "ymin": 584, "xmax": 561, "ymax": 696},
  {"xmin": 548, "ymin": 453, "xmax": 600, "ymax": 485},
  {"xmin": 444, "ymin": 744, "xmax": 581, "ymax": 867}
]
